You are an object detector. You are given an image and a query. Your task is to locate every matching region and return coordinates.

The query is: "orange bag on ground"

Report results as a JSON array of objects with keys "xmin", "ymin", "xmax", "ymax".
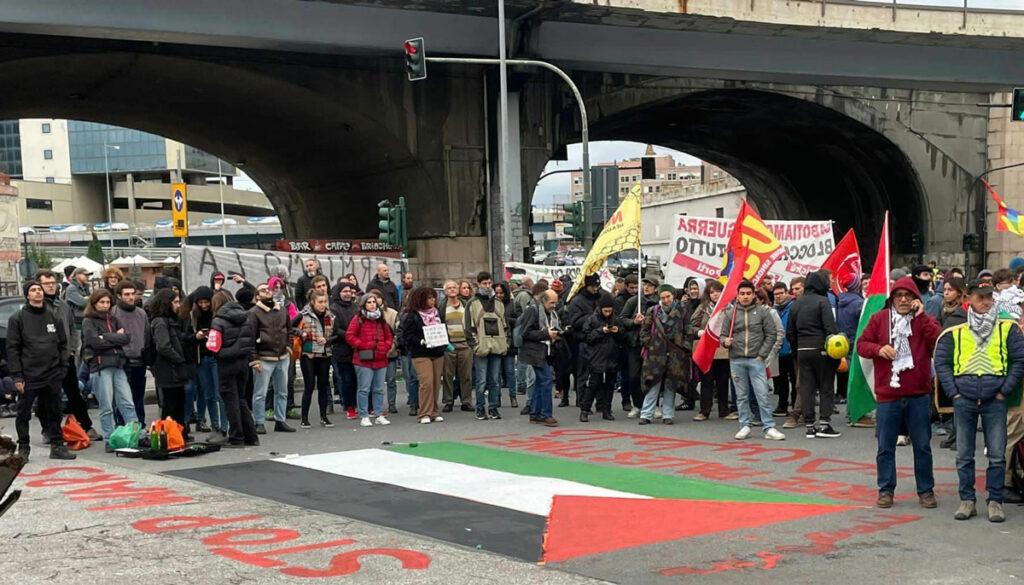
[
  {"xmin": 151, "ymin": 417, "xmax": 186, "ymax": 451},
  {"xmin": 62, "ymin": 415, "xmax": 90, "ymax": 450}
]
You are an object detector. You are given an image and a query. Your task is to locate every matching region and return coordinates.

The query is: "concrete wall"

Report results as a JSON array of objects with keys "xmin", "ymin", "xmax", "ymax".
[
  {"xmin": 408, "ymin": 236, "xmax": 490, "ymax": 288},
  {"xmin": 985, "ymin": 91, "xmax": 1024, "ymax": 270}
]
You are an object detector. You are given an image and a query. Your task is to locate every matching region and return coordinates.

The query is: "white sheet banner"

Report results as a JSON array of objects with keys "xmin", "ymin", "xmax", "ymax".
[
  {"xmin": 664, "ymin": 217, "xmax": 834, "ymax": 286},
  {"xmin": 503, "ymin": 262, "xmax": 615, "ymax": 292},
  {"xmin": 182, "ymin": 245, "xmax": 408, "ymax": 295}
]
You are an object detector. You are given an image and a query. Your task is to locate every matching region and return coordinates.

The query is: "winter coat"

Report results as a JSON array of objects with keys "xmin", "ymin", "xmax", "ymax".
[
  {"xmin": 787, "ymin": 270, "xmax": 839, "ymax": 352},
  {"xmin": 294, "ymin": 270, "xmax": 321, "ymax": 310},
  {"xmin": 836, "ymin": 291, "xmax": 864, "ymax": 340},
  {"xmin": 346, "ymin": 314, "xmax": 393, "ymax": 369},
  {"xmin": 330, "ymin": 296, "xmax": 359, "ymax": 363},
  {"xmin": 293, "ymin": 305, "xmax": 336, "ymax": 358},
  {"xmin": 640, "ymin": 302, "xmax": 692, "ymax": 393},
  {"xmin": 368, "ymin": 276, "xmax": 400, "ymax": 311},
  {"xmin": 7, "ymin": 303, "xmax": 67, "ymax": 388},
  {"xmin": 855, "ymin": 277, "xmax": 941, "ymax": 402},
  {"xmin": 81, "ymin": 312, "xmax": 130, "ymax": 372},
  {"xmin": 209, "ymin": 302, "xmax": 256, "ymax": 363},
  {"xmin": 399, "ymin": 311, "xmax": 447, "ymax": 360},
  {"xmin": 938, "ymin": 305, "xmax": 968, "ymax": 329},
  {"xmin": 613, "ymin": 290, "xmax": 632, "ymax": 317},
  {"xmin": 249, "ymin": 300, "xmax": 292, "ymax": 360},
  {"xmin": 564, "ymin": 289, "xmax": 602, "ymax": 341},
  {"xmin": 45, "ymin": 296, "xmax": 79, "ymax": 361},
  {"xmin": 766, "ymin": 307, "xmax": 785, "ymax": 376},
  {"xmin": 63, "ymin": 281, "xmax": 89, "ymax": 327},
  {"xmin": 620, "ymin": 293, "xmax": 658, "ymax": 348},
  {"xmin": 150, "ymin": 315, "xmax": 194, "ymax": 387},
  {"xmin": 581, "ymin": 310, "xmax": 624, "ymax": 373},
  {"xmin": 112, "ymin": 302, "xmax": 148, "ymax": 364},
  {"xmin": 774, "ymin": 300, "xmax": 793, "ymax": 358},
  {"xmin": 935, "ymin": 318, "xmax": 1024, "ymax": 403},
  {"xmin": 517, "ymin": 303, "xmax": 559, "ymax": 368},
  {"xmin": 720, "ymin": 302, "xmax": 777, "ymax": 361}
]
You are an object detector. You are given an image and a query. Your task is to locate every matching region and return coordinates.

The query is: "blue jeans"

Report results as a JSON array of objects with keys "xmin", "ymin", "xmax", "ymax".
[
  {"xmin": 401, "ymin": 354, "xmax": 419, "ymax": 408},
  {"xmin": 730, "ymin": 357, "xmax": 776, "ymax": 429},
  {"xmin": 499, "ymin": 355, "xmax": 517, "ymax": 401},
  {"xmin": 386, "ymin": 357, "xmax": 399, "ymax": 408},
  {"xmin": 197, "ymin": 356, "xmax": 226, "ymax": 431},
  {"xmin": 355, "ymin": 365, "xmax": 386, "ymax": 419},
  {"xmin": 473, "ymin": 354, "xmax": 502, "ymax": 411},
  {"xmin": 91, "ymin": 367, "xmax": 137, "ymax": 438},
  {"xmin": 530, "ymin": 363, "xmax": 553, "ymax": 420},
  {"xmin": 876, "ymin": 394, "xmax": 934, "ymax": 496},
  {"xmin": 954, "ymin": 396, "xmax": 1008, "ymax": 503},
  {"xmin": 252, "ymin": 357, "xmax": 290, "ymax": 424},
  {"xmin": 641, "ymin": 380, "xmax": 674, "ymax": 421}
]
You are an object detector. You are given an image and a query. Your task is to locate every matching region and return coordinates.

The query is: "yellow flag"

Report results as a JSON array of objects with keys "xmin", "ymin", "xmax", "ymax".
[{"xmin": 568, "ymin": 184, "xmax": 642, "ymax": 299}]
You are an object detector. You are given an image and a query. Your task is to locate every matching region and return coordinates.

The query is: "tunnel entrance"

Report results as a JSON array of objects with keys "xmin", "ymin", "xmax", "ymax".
[{"xmin": 568, "ymin": 89, "xmax": 927, "ymax": 263}]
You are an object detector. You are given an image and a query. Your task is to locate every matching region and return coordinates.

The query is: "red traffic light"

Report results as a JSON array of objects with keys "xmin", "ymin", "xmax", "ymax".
[{"xmin": 404, "ymin": 41, "xmax": 418, "ymax": 56}]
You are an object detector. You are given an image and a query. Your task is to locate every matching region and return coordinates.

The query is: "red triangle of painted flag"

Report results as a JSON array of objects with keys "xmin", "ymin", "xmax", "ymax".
[{"xmin": 543, "ymin": 496, "xmax": 854, "ymax": 563}]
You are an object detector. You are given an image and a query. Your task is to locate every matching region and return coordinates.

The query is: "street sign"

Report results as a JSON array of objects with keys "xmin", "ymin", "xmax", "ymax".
[
  {"xmin": 171, "ymin": 183, "xmax": 188, "ymax": 238},
  {"xmin": 275, "ymin": 239, "xmax": 403, "ymax": 258}
]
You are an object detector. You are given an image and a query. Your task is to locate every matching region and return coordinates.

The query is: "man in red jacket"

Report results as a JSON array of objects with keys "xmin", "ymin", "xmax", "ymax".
[{"xmin": 856, "ymin": 276, "xmax": 942, "ymax": 509}]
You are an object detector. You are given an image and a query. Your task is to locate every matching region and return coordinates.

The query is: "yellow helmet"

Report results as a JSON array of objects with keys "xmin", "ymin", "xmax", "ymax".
[{"xmin": 826, "ymin": 334, "xmax": 850, "ymax": 360}]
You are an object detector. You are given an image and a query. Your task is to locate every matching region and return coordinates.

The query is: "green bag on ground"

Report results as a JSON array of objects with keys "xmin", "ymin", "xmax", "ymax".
[{"xmin": 107, "ymin": 422, "xmax": 142, "ymax": 450}]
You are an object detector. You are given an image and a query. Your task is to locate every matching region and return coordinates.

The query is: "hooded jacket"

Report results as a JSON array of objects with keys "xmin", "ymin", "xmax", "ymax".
[
  {"xmin": 329, "ymin": 286, "xmax": 359, "ymax": 363},
  {"xmin": 856, "ymin": 277, "xmax": 943, "ymax": 401},
  {"xmin": 210, "ymin": 302, "xmax": 256, "ymax": 362},
  {"xmin": 836, "ymin": 290, "xmax": 864, "ymax": 340},
  {"xmin": 564, "ymin": 287, "xmax": 603, "ymax": 340},
  {"xmin": 150, "ymin": 313, "xmax": 193, "ymax": 387},
  {"xmin": 786, "ymin": 270, "xmax": 839, "ymax": 352},
  {"xmin": 720, "ymin": 301, "xmax": 777, "ymax": 360},
  {"xmin": 581, "ymin": 306, "xmax": 624, "ymax": 373}
]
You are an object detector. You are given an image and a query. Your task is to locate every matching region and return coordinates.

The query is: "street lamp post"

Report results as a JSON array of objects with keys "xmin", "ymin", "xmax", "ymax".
[
  {"xmin": 103, "ymin": 143, "xmax": 120, "ymax": 252},
  {"xmin": 217, "ymin": 159, "xmax": 227, "ymax": 247}
]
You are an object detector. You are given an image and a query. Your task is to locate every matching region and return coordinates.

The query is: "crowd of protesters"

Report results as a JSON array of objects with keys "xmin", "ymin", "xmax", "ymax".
[{"xmin": 6, "ymin": 257, "xmax": 1024, "ymax": 522}]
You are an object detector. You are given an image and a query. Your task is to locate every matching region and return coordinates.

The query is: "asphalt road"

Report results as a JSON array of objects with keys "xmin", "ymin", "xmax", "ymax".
[{"xmin": 2, "ymin": 386, "xmax": 1021, "ymax": 584}]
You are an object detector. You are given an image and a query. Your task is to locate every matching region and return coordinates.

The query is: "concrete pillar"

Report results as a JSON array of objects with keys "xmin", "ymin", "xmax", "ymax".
[
  {"xmin": 985, "ymin": 90, "xmax": 1024, "ymax": 270},
  {"xmin": 496, "ymin": 91, "xmax": 524, "ymax": 263}
]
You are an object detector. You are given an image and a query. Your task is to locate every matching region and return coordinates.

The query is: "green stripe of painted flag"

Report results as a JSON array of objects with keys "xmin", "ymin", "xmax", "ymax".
[
  {"xmin": 393, "ymin": 442, "xmax": 836, "ymax": 505},
  {"xmin": 847, "ymin": 292, "xmax": 887, "ymax": 423}
]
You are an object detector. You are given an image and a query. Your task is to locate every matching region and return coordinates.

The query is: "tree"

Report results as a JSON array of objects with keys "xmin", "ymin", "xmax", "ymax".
[
  {"xmin": 27, "ymin": 244, "xmax": 53, "ymax": 270},
  {"xmin": 86, "ymin": 230, "xmax": 105, "ymax": 265}
]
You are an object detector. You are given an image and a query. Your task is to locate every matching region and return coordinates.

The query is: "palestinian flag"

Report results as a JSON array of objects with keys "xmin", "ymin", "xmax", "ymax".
[
  {"xmin": 197, "ymin": 442, "xmax": 851, "ymax": 563},
  {"xmin": 846, "ymin": 213, "xmax": 891, "ymax": 424}
]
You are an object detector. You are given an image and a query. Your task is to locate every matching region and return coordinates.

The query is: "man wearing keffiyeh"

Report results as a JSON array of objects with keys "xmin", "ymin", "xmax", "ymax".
[
  {"xmin": 935, "ymin": 279, "xmax": 1024, "ymax": 523},
  {"xmin": 856, "ymin": 276, "xmax": 942, "ymax": 511}
]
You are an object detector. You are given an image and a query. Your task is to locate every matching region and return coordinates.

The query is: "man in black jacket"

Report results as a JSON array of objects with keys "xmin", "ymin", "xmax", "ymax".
[
  {"xmin": 562, "ymin": 273, "xmax": 603, "ymax": 407},
  {"xmin": 786, "ymin": 270, "xmax": 841, "ymax": 439},
  {"xmin": 294, "ymin": 258, "xmax": 322, "ymax": 311},
  {"xmin": 519, "ymin": 289, "xmax": 561, "ymax": 427},
  {"xmin": 368, "ymin": 264, "xmax": 400, "ymax": 311},
  {"xmin": 9, "ymin": 281, "xmax": 74, "ymax": 461},
  {"xmin": 330, "ymin": 282, "xmax": 360, "ymax": 420}
]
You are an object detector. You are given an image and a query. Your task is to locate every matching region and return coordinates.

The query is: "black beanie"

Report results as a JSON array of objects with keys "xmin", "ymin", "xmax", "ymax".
[
  {"xmin": 23, "ymin": 280, "xmax": 41, "ymax": 298},
  {"xmin": 193, "ymin": 286, "xmax": 214, "ymax": 303},
  {"xmin": 235, "ymin": 287, "xmax": 255, "ymax": 306},
  {"xmin": 584, "ymin": 273, "xmax": 601, "ymax": 287},
  {"xmin": 597, "ymin": 293, "xmax": 614, "ymax": 310}
]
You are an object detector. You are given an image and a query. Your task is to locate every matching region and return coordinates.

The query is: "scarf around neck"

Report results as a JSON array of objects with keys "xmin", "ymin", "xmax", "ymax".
[
  {"xmin": 418, "ymin": 307, "xmax": 440, "ymax": 326},
  {"xmin": 968, "ymin": 306, "xmax": 997, "ymax": 344},
  {"xmin": 888, "ymin": 309, "xmax": 914, "ymax": 388}
]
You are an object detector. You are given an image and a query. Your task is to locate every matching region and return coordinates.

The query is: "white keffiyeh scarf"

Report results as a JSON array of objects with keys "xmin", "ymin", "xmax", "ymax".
[{"xmin": 889, "ymin": 311, "xmax": 914, "ymax": 388}]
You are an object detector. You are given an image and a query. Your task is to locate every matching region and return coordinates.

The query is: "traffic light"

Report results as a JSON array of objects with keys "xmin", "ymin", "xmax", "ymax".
[
  {"xmin": 404, "ymin": 38, "xmax": 427, "ymax": 81},
  {"xmin": 1013, "ymin": 88, "xmax": 1024, "ymax": 122},
  {"xmin": 377, "ymin": 197, "xmax": 407, "ymax": 247},
  {"xmin": 909, "ymin": 232, "xmax": 923, "ymax": 254},
  {"xmin": 562, "ymin": 202, "xmax": 584, "ymax": 239},
  {"xmin": 962, "ymin": 232, "xmax": 981, "ymax": 252}
]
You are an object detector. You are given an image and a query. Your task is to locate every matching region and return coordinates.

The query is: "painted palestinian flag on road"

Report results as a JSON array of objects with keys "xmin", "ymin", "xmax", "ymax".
[
  {"xmin": 270, "ymin": 442, "xmax": 852, "ymax": 563},
  {"xmin": 846, "ymin": 213, "xmax": 891, "ymax": 424}
]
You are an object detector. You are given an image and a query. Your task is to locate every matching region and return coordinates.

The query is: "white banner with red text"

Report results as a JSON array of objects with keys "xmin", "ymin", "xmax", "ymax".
[
  {"xmin": 503, "ymin": 262, "xmax": 615, "ymax": 292},
  {"xmin": 664, "ymin": 216, "xmax": 834, "ymax": 286}
]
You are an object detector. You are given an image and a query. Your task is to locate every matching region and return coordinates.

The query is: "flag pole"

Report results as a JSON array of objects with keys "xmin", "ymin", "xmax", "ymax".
[{"xmin": 636, "ymin": 243, "xmax": 642, "ymax": 317}]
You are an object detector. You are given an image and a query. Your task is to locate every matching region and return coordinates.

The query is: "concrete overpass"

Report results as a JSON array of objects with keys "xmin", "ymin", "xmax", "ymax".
[{"xmin": 0, "ymin": 0, "xmax": 1021, "ymax": 273}]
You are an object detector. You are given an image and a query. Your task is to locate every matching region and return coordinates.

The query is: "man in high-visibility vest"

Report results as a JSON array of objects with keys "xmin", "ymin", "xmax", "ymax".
[{"xmin": 935, "ymin": 279, "xmax": 1024, "ymax": 523}]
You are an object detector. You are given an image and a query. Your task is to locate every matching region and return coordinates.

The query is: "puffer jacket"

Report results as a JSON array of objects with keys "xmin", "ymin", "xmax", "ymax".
[
  {"xmin": 81, "ymin": 311, "xmax": 130, "ymax": 372},
  {"xmin": 720, "ymin": 302, "xmax": 777, "ymax": 360},
  {"xmin": 346, "ymin": 313, "xmax": 393, "ymax": 369},
  {"xmin": 786, "ymin": 270, "xmax": 839, "ymax": 351},
  {"xmin": 935, "ymin": 317, "xmax": 1024, "ymax": 403},
  {"xmin": 210, "ymin": 302, "xmax": 256, "ymax": 362},
  {"xmin": 581, "ymin": 310, "xmax": 624, "ymax": 373}
]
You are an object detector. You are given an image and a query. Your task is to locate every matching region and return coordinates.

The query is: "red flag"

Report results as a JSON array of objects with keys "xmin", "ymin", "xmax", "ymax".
[
  {"xmin": 720, "ymin": 201, "xmax": 784, "ymax": 286},
  {"xmin": 694, "ymin": 247, "xmax": 750, "ymax": 374},
  {"xmin": 819, "ymin": 228, "xmax": 861, "ymax": 296}
]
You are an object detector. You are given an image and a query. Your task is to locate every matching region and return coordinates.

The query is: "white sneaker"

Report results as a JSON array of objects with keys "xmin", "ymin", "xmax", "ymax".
[
  {"xmin": 735, "ymin": 426, "xmax": 752, "ymax": 440},
  {"xmin": 764, "ymin": 428, "xmax": 786, "ymax": 441},
  {"xmin": 432, "ymin": 416, "xmax": 444, "ymax": 422},
  {"xmin": 375, "ymin": 416, "xmax": 391, "ymax": 426},
  {"xmin": 896, "ymin": 435, "xmax": 909, "ymax": 446},
  {"xmin": 627, "ymin": 407, "xmax": 640, "ymax": 419},
  {"xmin": 654, "ymin": 410, "xmax": 663, "ymax": 419},
  {"xmin": 419, "ymin": 416, "xmax": 431, "ymax": 424},
  {"xmin": 360, "ymin": 417, "xmax": 372, "ymax": 427}
]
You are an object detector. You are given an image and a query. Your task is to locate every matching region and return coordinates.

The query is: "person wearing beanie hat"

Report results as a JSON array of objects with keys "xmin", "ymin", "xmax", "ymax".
[
  {"xmin": 189, "ymin": 284, "xmax": 226, "ymax": 438},
  {"xmin": 911, "ymin": 264, "xmax": 937, "ymax": 309},
  {"xmin": 787, "ymin": 270, "xmax": 842, "ymax": 439},
  {"xmin": 578, "ymin": 293, "xmax": 623, "ymax": 422},
  {"xmin": 889, "ymin": 268, "xmax": 908, "ymax": 283},
  {"xmin": 9, "ymin": 280, "xmax": 75, "ymax": 461},
  {"xmin": 637, "ymin": 282, "xmax": 693, "ymax": 425},
  {"xmin": 562, "ymin": 271, "xmax": 605, "ymax": 408}
]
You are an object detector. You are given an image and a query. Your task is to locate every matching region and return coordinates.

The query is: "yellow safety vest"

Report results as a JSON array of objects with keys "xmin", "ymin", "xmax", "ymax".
[{"xmin": 950, "ymin": 320, "xmax": 1015, "ymax": 377}]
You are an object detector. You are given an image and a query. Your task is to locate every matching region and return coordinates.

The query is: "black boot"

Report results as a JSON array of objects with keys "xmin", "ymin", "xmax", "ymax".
[
  {"xmin": 16, "ymin": 444, "xmax": 29, "ymax": 462},
  {"xmin": 49, "ymin": 444, "xmax": 76, "ymax": 460},
  {"xmin": 602, "ymin": 410, "xmax": 615, "ymax": 421},
  {"xmin": 579, "ymin": 411, "xmax": 589, "ymax": 423}
]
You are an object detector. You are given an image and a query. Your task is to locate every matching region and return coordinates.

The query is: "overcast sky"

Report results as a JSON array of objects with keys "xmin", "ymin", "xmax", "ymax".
[{"xmin": 532, "ymin": 142, "xmax": 701, "ymax": 205}]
